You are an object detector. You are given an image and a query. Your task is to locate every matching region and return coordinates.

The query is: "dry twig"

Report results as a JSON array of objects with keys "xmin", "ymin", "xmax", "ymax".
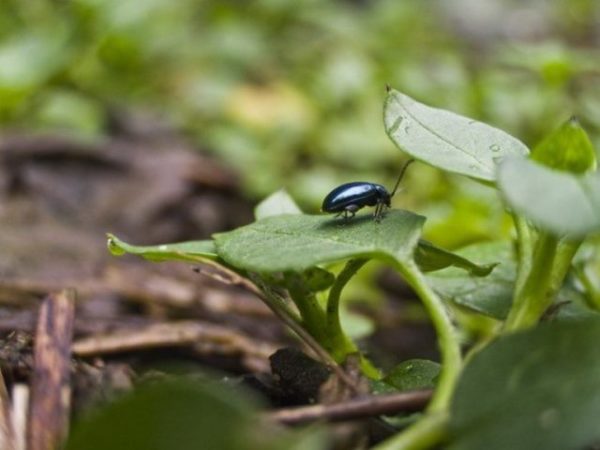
[
  {"xmin": 0, "ymin": 370, "xmax": 15, "ymax": 450},
  {"xmin": 27, "ymin": 289, "xmax": 75, "ymax": 450},
  {"xmin": 73, "ymin": 320, "xmax": 278, "ymax": 373},
  {"xmin": 266, "ymin": 389, "xmax": 432, "ymax": 425}
]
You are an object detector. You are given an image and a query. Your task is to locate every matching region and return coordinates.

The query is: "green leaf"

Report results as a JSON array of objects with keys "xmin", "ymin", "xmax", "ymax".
[
  {"xmin": 214, "ymin": 210, "xmax": 425, "ymax": 273},
  {"xmin": 449, "ymin": 319, "xmax": 600, "ymax": 450},
  {"xmin": 66, "ymin": 379, "xmax": 325, "ymax": 450},
  {"xmin": 384, "ymin": 89, "xmax": 529, "ymax": 182},
  {"xmin": 255, "ymin": 189, "xmax": 302, "ymax": 220},
  {"xmin": 426, "ymin": 242, "xmax": 515, "ymax": 320},
  {"xmin": 415, "ymin": 239, "xmax": 498, "ymax": 276},
  {"xmin": 382, "ymin": 359, "xmax": 440, "ymax": 392},
  {"xmin": 530, "ymin": 117, "xmax": 596, "ymax": 174},
  {"xmin": 107, "ymin": 233, "xmax": 218, "ymax": 263},
  {"xmin": 498, "ymin": 158, "xmax": 600, "ymax": 236}
]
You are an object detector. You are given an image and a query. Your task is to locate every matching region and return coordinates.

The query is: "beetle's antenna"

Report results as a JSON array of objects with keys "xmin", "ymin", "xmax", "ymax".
[{"xmin": 390, "ymin": 159, "xmax": 415, "ymax": 197}]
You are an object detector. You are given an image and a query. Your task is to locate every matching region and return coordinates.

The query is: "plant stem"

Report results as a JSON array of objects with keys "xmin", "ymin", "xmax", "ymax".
[
  {"xmin": 285, "ymin": 272, "xmax": 328, "ymax": 342},
  {"xmin": 248, "ymin": 273, "xmax": 361, "ymax": 393},
  {"xmin": 395, "ymin": 261, "xmax": 462, "ymax": 413},
  {"xmin": 574, "ymin": 263, "xmax": 600, "ymax": 311},
  {"xmin": 326, "ymin": 259, "xmax": 367, "ymax": 338},
  {"xmin": 512, "ymin": 214, "xmax": 534, "ymax": 296},
  {"xmin": 550, "ymin": 238, "xmax": 582, "ymax": 294},
  {"xmin": 504, "ymin": 232, "xmax": 559, "ymax": 331},
  {"xmin": 372, "ymin": 412, "xmax": 448, "ymax": 450},
  {"xmin": 325, "ymin": 258, "xmax": 380, "ymax": 377}
]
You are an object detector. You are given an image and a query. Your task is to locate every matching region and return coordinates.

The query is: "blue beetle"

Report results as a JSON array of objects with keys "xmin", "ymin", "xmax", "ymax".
[{"xmin": 321, "ymin": 159, "xmax": 414, "ymax": 222}]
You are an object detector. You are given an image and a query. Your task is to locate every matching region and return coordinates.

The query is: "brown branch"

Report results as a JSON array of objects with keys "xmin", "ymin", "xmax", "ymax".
[
  {"xmin": 265, "ymin": 390, "xmax": 432, "ymax": 425},
  {"xmin": 27, "ymin": 289, "xmax": 75, "ymax": 450},
  {"xmin": 72, "ymin": 321, "xmax": 278, "ymax": 373}
]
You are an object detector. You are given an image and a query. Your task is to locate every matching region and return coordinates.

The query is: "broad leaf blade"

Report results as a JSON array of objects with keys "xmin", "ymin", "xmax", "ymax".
[
  {"xmin": 426, "ymin": 242, "xmax": 514, "ymax": 320},
  {"xmin": 415, "ymin": 239, "xmax": 497, "ymax": 276},
  {"xmin": 384, "ymin": 89, "xmax": 529, "ymax": 182},
  {"xmin": 450, "ymin": 319, "xmax": 600, "ymax": 450},
  {"xmin": 498, "ymin": 158, "xmax": 600, "ymax": 236},
  {"xmin": 214, "ymin": 210, "xmax": 425, "ymax": 272},
  {"xmin": 530, "ymin": 117, "xmax": 596, "ymax": 174},
  {"xmin": 107, "ymin": 234, "xmax": 218, "ymax": 263}
]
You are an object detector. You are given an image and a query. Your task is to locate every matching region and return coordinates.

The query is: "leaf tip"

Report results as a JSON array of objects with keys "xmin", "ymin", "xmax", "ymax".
[
  {"xmin": 106, "ymin": 233, "xmax": 126, "ymax": 256},
  {"xmin": 470, "ymin": 262, "xmax": 499, "ymax": 277}
]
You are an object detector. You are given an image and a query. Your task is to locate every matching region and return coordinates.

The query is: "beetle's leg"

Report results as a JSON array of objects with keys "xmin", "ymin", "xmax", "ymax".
[
  {"xmin": 375, "ymin": 201, "xmax": 388, "ymax": 222},
  {"xmin": 374, "ymin": 202, "xmax": 382, "ymax": 222}
]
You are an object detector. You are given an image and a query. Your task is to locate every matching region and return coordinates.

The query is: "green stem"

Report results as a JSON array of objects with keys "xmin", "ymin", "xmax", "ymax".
[
  {"xmin": 512, "ymin": 214, "xmax": 534, "ymax": 297},
  {"xmin": 285, "ymin": 272, "xmax": 328, "ymax": 341},
  {"xmin": 574, "ymin": 263, "xmax": 600, "ymax": 311},
  {"xmin": 395, "ymin": 261, "xmax": 462, "ymax": 413},
  {"xmin": 504, "ymin": 232, "xmax": 559, "ymax": 331},
  {"xmin": 550, "ymin": 238, "xmax": 582, "ymax": 294},
  {"xmin": 373, "ymin": 412, "xmax": 448, "ymax": 450},
  {"xmin": 326, "ymin": 259, "xmax": 367, "ymax": 336},
  {"xmin": 326, "ymin": 258, "xmax": 379, "ymax": 377}
]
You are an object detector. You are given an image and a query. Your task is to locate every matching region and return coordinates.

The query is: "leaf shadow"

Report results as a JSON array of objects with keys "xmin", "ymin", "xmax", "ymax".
[{"xmin": 317, "ymin": 213, "xmax": 377, "ymax": 230}]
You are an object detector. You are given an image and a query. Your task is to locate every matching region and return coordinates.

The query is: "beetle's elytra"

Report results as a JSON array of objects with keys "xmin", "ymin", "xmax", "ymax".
[{"xmin": 321, "ymin": 159, "xmax": 414, "ymax": 222}]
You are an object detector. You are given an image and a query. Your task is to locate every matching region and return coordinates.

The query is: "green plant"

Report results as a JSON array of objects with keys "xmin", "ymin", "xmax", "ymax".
[{"xmin": 109, "ymin": 89, "xmax": 600, "ymax": 449}]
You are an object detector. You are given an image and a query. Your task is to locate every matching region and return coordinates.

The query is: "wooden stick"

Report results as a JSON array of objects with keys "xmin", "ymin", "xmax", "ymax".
[
  {"xmin": 0, "ymin": 370, "xmax": 15, "ymax": 450},
  {"xmin": 27, "ymin": 289, "xmax": 75, "ymax": 450},
  {"xmin": 266, "ymin": 389, "xmax": 432, "ymax": 425},
  {"xmin": 11, "ymin": 385, "xmax": 28, "ymax": 450}
]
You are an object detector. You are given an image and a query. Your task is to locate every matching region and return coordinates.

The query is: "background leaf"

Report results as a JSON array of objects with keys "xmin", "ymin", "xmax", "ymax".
[
  {"xmin": 498, "ymin": 158, "xmax": 600, "ymax": 236},
  {"xmin": 214, "ymin": 210, "xmax": 425, "ymax": 272},
  {"xmin": 530, "ymin": 117, "xmax": 596, "ymax": 174},
  {"xmin": 384, "ymin": 89, "xmax": 529, "ymax": 182},
  {"xmin": 450, "ymin": 318, "xmax": 600, "ymax": 450},
  {"xmin": 255, "ymin": 189, "xmax": 303, "ymax": 220}
]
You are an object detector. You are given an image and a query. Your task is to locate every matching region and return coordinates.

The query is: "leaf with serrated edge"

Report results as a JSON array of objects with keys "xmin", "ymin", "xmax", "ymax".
[
  {"xmin": 498, "ymin": 158, "xmax": 600, "ymax": 236},
  {"xmin": 107, "ymin": 234, "xmax": 218, "ymax": 263},
  {"xmin": 384, "ymin": 89, "xmax": 529, "ymax": 182},
  {"xmin": 214, "ymin": 210, "xmax": 425, "ymax": 272},
  {"xmin": 450, "ymin": 319, "xmax": 600, "ymax": 450}
]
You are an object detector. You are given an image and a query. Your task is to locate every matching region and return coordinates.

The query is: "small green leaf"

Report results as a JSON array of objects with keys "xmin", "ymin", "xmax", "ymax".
[
  {"xmin": 530, "ymin": 117, "xmax": 596, "ymax": 174},
  {"xmin": 255, "ymin": 189, "xmax": 302, "ymax": 220},
  {"xmin": 450, "ymin": 319, "xmax": 600, "ymax": 450},
  {"xmin": 426, "ymin": 242, "xmax": 515, "ymax": 320},
  {"xmin": 498, "ymin": 158, "xmax": 600, "ymax": 236},
  {"xmin": 214, "ymin": 211, "xmax": 425, "ymax": 273},
  {"xmin": 384, "ymin": 89, "xmax": 529, "ymax": 182},
  {"xmin": 383, "ymin": 359, "xmax": 440, "ymax": 392},
  {"xmin": 415, "ymin": 239, "xmax": 498, "ymax": 276},
  {"xmin": 107, "ymin": 234, "xmax": 218, "ymax": 263}
]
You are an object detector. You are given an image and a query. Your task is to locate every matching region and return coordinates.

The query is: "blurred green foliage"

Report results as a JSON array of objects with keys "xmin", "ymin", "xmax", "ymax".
[{"xmin": 2, "ymin": 0, "xmax": 600, "ymax": 247}]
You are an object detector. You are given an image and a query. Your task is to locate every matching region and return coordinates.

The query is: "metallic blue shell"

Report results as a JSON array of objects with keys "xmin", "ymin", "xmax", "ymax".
[{"xmin": 321, "ymin": 182, "xmax": 390, "ymax": 213}]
